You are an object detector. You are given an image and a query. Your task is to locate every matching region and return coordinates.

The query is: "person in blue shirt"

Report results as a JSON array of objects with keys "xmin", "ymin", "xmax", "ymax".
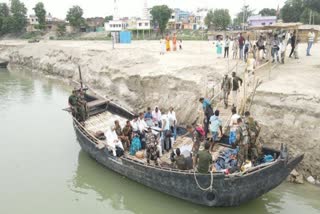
[
  {"xmin": 144, "ymin": 107, "xmax": 153, "ymax": 126},
  {"xmin": 209, "ymin": 110, "xmax": 223, "ymax": 152},
  {"xmin": 199, "ymin": 97, "xmax": 214, "ymax": 138}
]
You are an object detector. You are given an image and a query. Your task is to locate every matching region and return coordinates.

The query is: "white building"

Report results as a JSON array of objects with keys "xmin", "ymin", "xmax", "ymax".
[{"xmin": 105, "ymin": 20, "xmax": 127, "ymax": 31}]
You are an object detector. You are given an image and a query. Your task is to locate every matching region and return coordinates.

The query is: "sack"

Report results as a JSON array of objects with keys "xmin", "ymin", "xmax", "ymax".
[
  {"xmin": 195, "ymin": 126, "xmax": 205, "ymax": 137},
  {"xmin": 95, "ymin": 131, "xmax": 106, "ymax": 140},
  {"xmin": 135, "ymin": 151, "xmax": 144, "ymax": 159},
  {"xmin": 115, "ymin": 146, "xmax": 124, "ymax": 157}
]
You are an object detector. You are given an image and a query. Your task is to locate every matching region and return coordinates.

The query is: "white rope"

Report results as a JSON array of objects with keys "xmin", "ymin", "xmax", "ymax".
[{"xmin": 193, "ymin": 169, "xmax": 214, "ymax": 192}]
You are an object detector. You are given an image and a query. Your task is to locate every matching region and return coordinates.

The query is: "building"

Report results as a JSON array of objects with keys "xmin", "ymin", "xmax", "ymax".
[
  {"xmin": 194, "ymin": 8, "xmax": 208, "ymax": 30},
  {"xmin": 27, "ymin": 14, "xmax": 64, "ymax": 32},
  {"xmin": 105, "ymin": 20, "xmax": 127, "ymax": 32},
  {"xmin": 86, "ymin": 17, "xmax": 105, "ymax": 32},
  {"xmin": 248, "ymin": 15, "xmax": 277, "ymax": 27}
]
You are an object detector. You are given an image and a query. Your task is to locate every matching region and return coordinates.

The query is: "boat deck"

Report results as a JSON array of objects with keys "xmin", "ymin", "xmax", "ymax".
[{"xmin": 84, "ymin": 112, "xmax": 234, "ymax": 169}]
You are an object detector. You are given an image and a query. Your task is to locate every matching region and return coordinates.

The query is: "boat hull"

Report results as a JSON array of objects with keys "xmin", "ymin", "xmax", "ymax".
[{"xmin": 74, "ymin": 122, "xmax": 303, "ymax": 207}]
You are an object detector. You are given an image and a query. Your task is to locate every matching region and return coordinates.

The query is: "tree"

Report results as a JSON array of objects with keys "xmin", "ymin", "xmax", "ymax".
[
  {"xmin": 33, "ymin": 2, "xmax": 46, "ymax": 30},
  {"xmin": 300, "ymin": 8, "xmax": 320, "ymax": 24},
  {"xmin": 304, "ymin": 0, "xmax": 320, "ymax": 12},
  {"xmin": 150, "ymin": 5, "xmax": 172, "ymax": 35},
  {"xmin": 259, "ymin": 8, "xmax": 277, "ymax": 16},
  {"xmin": 234, "ymin": 6, "xmax": 255, "ymax": 26},
  {"xmin": 281, "ymin": 0, "xmax": 304, "ymax": 22},
  {"xmin": 205, "ymin": 9, "xmax": 231, "ymax": 30},
  {"xmin": 66, "ymin": 5, "xmax": 84, "ymax": 28},
  {"xmin": 56, "ymin": 23, "xmax": 66, "ymax": 36},
  {"xmin": 10, "ymin": 0, "xmax": 27, "ymax": 33},
  {"xmin": 0, "ymin": 3, "xmax": 10, "ymax": 34},
  {"xmin": 104, "ymin": 15, "xmax": 113, "ymax": 22}
]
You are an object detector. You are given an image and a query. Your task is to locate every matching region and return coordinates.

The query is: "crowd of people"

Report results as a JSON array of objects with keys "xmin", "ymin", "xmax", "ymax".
[{"xmin": 214, "ymin": 28, "xmax": 316, "ymax": 65}]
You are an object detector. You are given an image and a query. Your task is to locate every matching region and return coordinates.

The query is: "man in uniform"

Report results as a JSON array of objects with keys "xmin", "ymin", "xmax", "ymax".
[
  {"xmin": 145, "ymin": 127, "xmax": 159, "ymax": 165},
  {"xmin": 236, "ymin": 118, "xmax": 249, "ymax": 169},
  {"xmin": 244, "ymin": 111, "xmax": 261, "ymax": 164},
  {"xmin": 77, "ymin": 98, "xmax": 88, "ymax": 122},
  {"xmin": 221, "ymin": 74, "xmax": 231, "ymax": 109},
  {"xmin": 68, "ymin": 90, "xmax": 78, "ymax": 117},
  {"xmin": 197, "ymin": 142, "xmax": 212, "ymax": 173},
  {"xmin": 171, "ymin": 148, "xmax": 187, "ymax": 170},
  {"xmin": 122, "ymin": 120, "xmax": 133, "ymax": 148},
  {"xmin": 186, "ymin": 125, "xmax": 203, "ymax": 169}
]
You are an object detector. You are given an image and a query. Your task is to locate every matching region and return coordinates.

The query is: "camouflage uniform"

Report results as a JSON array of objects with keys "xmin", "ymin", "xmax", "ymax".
[
  {"xmin": 77, "ymin": 99, "xmax": 88, "ymax": 122},
  {"xmin": 145, "ymin": 132, "xmax": 159, "ymax": 165},
  {"xmin": 244, "ymin": 116, "xmax": 260, "ymax": 162},
  {"xmin": 237, "ymin": 124, "xmax": 249, "ymax": 168}
]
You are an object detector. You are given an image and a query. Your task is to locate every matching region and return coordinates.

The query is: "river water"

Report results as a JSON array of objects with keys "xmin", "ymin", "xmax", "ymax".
[{"xmin": 1, "ymin": 69, "xmax": 320, "ymax": 214}]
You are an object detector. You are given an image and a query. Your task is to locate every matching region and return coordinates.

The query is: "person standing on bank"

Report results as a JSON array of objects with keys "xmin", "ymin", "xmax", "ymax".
[
  {"xmin": 199, "ymin": 97, "xmax": 214, "ymax": 138},
  {"xmin": 224, "ymin": 36, "xmax": 230, "ymax": 58},
  {"xmin": 238, "ymin": 33, "xmax": 245, "ymax": 60},
  {"xmin": 221, "ymin": 74, "xmax": 231, "ymax": 109},
  {"xmin": 306, "ymin": 29, "xmax": 315, "ymax": 56},
  {"xmin": 231, "ymin": 72, "xmax": 243, "ymax": 108},
  {"xmin": 289, "ymin": 32, "xmax": 296, "ymax": 58}
]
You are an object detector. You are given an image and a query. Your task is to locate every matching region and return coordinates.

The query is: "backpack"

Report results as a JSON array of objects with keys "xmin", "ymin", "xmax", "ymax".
[{"xmin": 195, "ymin": 126, "xmax": 205, "ymax": 137}]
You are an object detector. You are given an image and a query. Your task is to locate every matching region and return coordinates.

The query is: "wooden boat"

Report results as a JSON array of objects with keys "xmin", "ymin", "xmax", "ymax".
[
  {"xmin": 0, "ymin": 61, "xmax": 9, "ymax": 68},
  {"xmin": 68, "ymin": 92, "xmax": 304, "ymax": 207}
]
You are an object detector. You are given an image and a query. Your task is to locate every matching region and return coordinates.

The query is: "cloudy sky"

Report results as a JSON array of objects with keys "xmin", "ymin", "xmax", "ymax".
[{"xmin": 4, "ymin": 0, "xmax": 286, "ymax": 19}]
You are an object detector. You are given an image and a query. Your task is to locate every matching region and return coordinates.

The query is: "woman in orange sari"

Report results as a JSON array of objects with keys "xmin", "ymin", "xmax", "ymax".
[
  {"xmin": 172, "ymin": 33, "xmax": 177, "ymax": 51},
  {"xmin": 166, "ymin": 34, "xmax": 171, "ymax": 51}
]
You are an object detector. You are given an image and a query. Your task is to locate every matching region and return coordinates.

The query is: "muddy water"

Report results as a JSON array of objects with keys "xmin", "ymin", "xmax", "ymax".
[{"xmin": 1, "ymin": 69, "xmax": 320, "ymax": 214}]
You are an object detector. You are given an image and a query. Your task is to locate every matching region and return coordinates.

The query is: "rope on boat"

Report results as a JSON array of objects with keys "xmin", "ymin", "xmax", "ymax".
[{"xmin": 193, "ymin": 169, "xmax": 214, "ymax": 192}]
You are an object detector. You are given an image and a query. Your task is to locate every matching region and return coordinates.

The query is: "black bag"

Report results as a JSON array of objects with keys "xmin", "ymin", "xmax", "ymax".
[{"xmin": 115, "ymin": 146, "xmax": 124, "ymax": 157}]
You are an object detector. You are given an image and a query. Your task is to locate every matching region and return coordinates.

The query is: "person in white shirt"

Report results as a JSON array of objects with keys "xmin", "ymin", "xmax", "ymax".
[
  {"xmin": 161, "ymin": 114, "xmax": 171, "ymax": 152},
  {"xmin": 152, "ymin": 106, "xmax": 162, "ymax": 127},
  {"xmin": 229, "ymin": 107, "xmax": 240, "ymax": 127},
  {"xmin": 167, "ymin": 107, "xmax": 177, "ymax": 140},
  {"xmin": 307, "ymin": 29, "xmax": 315, "ymax": 56}
]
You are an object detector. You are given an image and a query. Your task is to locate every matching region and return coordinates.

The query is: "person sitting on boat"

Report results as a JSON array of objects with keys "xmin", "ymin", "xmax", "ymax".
[
  {"xmin": 122, "ymin": 120, "xmax": 133, "ymax": 148},
  {"xmin": 197, "ymin": 142, "xmax": 213, "ymax": 173},
  {"xmin": 112, "ymin": 120, "xmax": 129, "ymax": 150},
  {"xmin": 171, "ymin": 148, "xmax": 187, "ymax": 170},
  {"xmin": 152, "ymin": 107, "xmax": 162, "ymax": 128},
  {"xmin": 186, "ymin": 125, "xmax": 203, "ymax": 169},
  {"xmin": 129, "ymin": 133, "xmax": 142, "ymax": 156},
  {"xmin": 144, "ymin": 107, "xmax": 153, "ymax": 127},
  {"xmin": 145, "ymin": 127, "xmax": 160, "ymax": 165}
]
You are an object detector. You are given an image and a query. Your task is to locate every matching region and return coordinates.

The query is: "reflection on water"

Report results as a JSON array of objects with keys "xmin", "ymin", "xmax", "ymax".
[
  {"xmin": 71, "ymin": 151, "xmax": 320, "ymax": 214},
  {"xmin": 0, "ymin": 68, "xmax": 320, "ymax": 214}
]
